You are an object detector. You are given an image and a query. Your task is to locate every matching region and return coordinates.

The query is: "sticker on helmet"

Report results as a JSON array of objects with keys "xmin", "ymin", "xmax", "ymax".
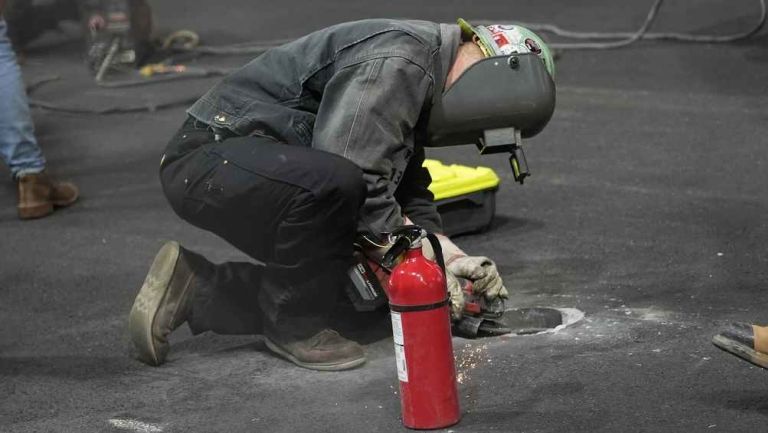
[
  {"xmin": 492, "ymin": 33, "xmax": 510, "ymax": 48},
  {"xmin": 486, "ymin": 25, "xmax": 529, "ymax": 55},
  {"xmin": 525, "ymin": 38, "xmax": 541, "ymax": 54}
]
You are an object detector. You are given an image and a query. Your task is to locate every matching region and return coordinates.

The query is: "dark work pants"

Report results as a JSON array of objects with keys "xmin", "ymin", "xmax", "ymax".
[{"xmin": 159, "ymin": 117, "xmax": 366, "ymax": 340}]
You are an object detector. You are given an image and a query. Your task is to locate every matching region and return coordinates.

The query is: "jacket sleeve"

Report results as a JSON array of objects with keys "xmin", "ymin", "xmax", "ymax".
[
  {"xmin": 312, "ymin": 57, "xmax": 433, "ymax": 240},
  {"xmin": 394, "ymin": 144, "xmax": 443, "ymax": 234}
]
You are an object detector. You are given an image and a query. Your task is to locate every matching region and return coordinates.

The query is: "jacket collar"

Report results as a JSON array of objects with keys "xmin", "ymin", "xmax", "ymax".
[{"xmin": 435, "ymin": 24, "xmax": 461, "ymax": 104}]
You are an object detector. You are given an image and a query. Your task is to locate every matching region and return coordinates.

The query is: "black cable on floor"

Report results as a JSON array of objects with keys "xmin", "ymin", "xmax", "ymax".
[{"xmin": 27, "ymin": 0, "xmax": 767, "ymax": 114}]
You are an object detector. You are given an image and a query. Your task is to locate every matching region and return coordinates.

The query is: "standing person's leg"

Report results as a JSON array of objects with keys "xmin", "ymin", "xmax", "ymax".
[
  {"xmin": 0, "ymin": 19, "xmax": 43, "ymax": 176},
  {"xmin": 130, "ymin": 119, "xmax": 367, "ymax": 370},
  {"xmin": 0, "ymin": 18, "xmax": 78, "ymax": 218}
]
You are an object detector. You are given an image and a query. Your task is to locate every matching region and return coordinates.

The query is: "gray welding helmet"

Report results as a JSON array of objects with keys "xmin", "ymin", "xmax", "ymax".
[{"xmin": 426, "ymin": 19, "xmax": 556, "ymax": 183}]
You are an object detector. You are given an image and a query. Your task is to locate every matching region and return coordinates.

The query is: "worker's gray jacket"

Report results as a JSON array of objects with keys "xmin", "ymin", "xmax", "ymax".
[{"xmin": 187, "ymin": 19, "xmax": 461, "ymax": 239}]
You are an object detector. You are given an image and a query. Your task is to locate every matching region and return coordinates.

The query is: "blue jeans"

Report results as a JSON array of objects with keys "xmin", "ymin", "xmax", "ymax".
[{"xmin": 0, "ymin": 19, "xmax": 45, "ymax": 178}]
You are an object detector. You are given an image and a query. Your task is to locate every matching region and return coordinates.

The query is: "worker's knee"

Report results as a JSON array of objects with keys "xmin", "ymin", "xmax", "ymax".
[
  {"xmin": 307, "ymin": 154, "xmax": 365, "ymax": 211},
  {"xmin": 327, "ymin": 158, "xmax": 365, "ymax": 207}
]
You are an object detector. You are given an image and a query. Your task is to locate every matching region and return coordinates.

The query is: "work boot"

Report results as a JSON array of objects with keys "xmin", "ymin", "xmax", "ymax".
[
  {"xmin": 264, "ymin": 328, "xmax": 366, "ymax": 371},
  {"xmin": 129, "ymin": 241, "xmax": 196, "ymax": 366},
  {"xmin": 712, "ymin": 322, "xmax": 768, "ymax": 369},
  {"xmin": 17, "ymin": 172, "xmax": 79, "ymax": 219}
]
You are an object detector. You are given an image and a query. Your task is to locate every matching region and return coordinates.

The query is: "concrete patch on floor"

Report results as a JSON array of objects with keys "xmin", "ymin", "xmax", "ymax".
[
  {"xmin": 107, "ymin": 417, "xmax": 165, "ymax": 432},
  {"xmin": 504, "ymin": 307, "xmax": 585, "ymax": 336},
  {"xmin": 617, "ymin": 307, "xmax": 677, "ymax": 323}
]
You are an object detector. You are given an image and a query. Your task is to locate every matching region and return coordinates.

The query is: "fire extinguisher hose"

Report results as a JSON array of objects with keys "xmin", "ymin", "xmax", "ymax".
[{"xmin": 425, "ymin": 232, "xmax": 445, "ymax": 274}]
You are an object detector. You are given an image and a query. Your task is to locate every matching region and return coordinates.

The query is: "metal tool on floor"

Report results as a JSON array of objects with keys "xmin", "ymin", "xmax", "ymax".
[
  {"xmin": 82, "ymin": 0, "xmax": 157, "ymax": 84},
  {"xmin": 382, "ymin": 226, "xmax": 460, "ymax": 430},
  {"xmin": 86, "ymin": 0, "xmax": 137, "ymax": 82}
]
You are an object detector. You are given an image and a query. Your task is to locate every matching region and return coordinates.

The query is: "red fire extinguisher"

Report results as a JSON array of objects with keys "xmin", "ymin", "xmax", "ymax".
[{"xmin": 382, "ymin": 226, "xmax": 460, "ymax": 430}]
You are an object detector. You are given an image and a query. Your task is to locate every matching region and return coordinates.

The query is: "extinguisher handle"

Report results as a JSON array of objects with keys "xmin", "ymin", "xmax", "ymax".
[
  {"xmin": 381, "ymin": 227, "xmax": 446, "ymax": 278},
  {"xmin": 382, "ymin": 236, "xmax": 412, "ymax": 269},
  {"xmin": 382, "ymin": 225, "xmax": 425, "ymax": 268}
]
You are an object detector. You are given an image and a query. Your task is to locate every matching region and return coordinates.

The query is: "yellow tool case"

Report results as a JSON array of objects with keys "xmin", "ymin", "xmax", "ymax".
[{"xmin": 424, "ymin": 159, "xmax": 501, "ymax": 236}]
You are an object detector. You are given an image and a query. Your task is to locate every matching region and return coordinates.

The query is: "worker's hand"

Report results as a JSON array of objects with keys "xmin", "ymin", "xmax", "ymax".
[
  {"xmin": 446, "ymin": 256, "xmax": 508, "ymax": 300},
  {"xmin": 421, "ymin": 231, "xmax": 508, "ymax": 301},
  {"xmin": 88, "ymin": 14, "xmax": 107, "ymax": 31},
  {"xmin": 445, "ymin": 271, "xmax": 465, "ymax": 321}
]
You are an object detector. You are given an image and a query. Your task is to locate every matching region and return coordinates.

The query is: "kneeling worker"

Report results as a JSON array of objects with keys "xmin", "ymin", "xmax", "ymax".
[{"xmin": 129, "ymin": 18, "xmax": 556, "ymax": 370}]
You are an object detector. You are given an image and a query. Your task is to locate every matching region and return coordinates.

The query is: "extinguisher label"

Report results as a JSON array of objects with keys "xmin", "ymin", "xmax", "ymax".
[
  {"xmin": 391, "ymin": 312, "xmax": 408, "ymax": 382},
  {"xmin": 391, "ymin": 312, "xmax": 404, "ymax": 345},
  {"xmin": 395, "ymin": 344, "xmax": 409, "ymax": 382}
]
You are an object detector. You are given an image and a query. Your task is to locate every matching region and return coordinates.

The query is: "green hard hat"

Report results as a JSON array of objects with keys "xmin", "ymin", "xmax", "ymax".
[{"xmin": 458, "ymin": 18, "xmax": 555, "ymax": 79}]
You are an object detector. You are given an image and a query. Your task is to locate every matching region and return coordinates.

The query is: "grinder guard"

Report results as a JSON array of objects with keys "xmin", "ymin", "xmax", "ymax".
[{"xmin": 427, "ymin": 53, "xmax": 555, "ymax": 182}]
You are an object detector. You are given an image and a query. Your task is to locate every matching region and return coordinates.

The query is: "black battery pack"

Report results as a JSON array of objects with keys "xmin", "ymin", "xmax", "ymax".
[{"xmin": 345, "ymin": 250, "xmax": 388, "ymax": 312}]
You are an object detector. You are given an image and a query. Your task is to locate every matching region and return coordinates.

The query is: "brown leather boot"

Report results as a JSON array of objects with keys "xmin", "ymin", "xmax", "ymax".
[
  {"xmin": 129, "ymin": 241, "xmax": 196, "ymax": 366},
  {"xmin": 17, "ymin": 172, "xmax": 79, "ymax": 219},
  {"xmin": 264, "ymin": 328, "xmax": 366, "ymax": 371}
]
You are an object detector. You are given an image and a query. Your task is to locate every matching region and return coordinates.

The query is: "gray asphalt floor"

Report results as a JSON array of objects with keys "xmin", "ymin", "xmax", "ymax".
[{"xmin": 1, "ymin": 1, "xmax": 767, "ymax": 432}]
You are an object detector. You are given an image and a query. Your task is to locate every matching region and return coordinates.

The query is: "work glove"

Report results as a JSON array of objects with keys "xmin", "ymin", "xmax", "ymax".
[
  {"xmin": 445, "ymin": 270, "xmax": 465, "ymax": 321},
  {"xmin": 446, "ymin": 256, "xmax": 508, "ymax": 300},
  {"xmin": 423, "ymin": 233, "xmax": 508, "ymax": 305}
]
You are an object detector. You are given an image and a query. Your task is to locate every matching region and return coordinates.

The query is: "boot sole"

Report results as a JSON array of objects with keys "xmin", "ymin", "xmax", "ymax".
[
  {"xmin": 713, "ymin": 334, "xmax": 768, "ymax": 369},
  {"xmin": 263, "ymin": 337, "xmax": 366, "ymax": 371},
  {"xmin": 18, "ymin": 193, "xmax": 79, "ymax": 219},
  {"xmin": 53, "ymin": 194, "xmax": 79, "ymax": 208},
  {"xmin": 128, "ymin": 241, "xmax": 182, "ymax": 366},
  {"xmin": 18, "ymin": 202, "xmax": 54, "ymax": 219}
]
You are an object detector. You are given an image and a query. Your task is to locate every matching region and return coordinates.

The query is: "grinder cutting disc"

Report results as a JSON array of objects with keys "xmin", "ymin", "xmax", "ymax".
[{"xmin": 452, "ymin": 279, "xmax": 512, "ymax": 338}]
